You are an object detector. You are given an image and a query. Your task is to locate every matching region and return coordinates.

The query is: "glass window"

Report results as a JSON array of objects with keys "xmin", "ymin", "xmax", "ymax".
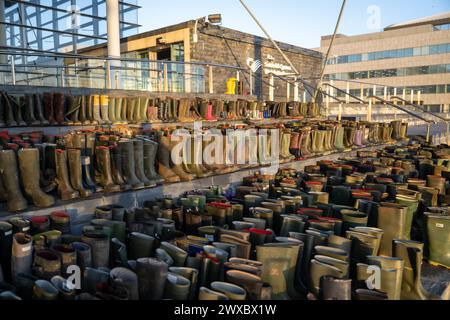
[
  {"xmin": 430, "ymin": 45, "xmax": 439, "ymax": 54},
  {"xmin": 413, "ymin": 47, "xmax": 421, "ymax": 56},
  {"xmin": 422, "ymin": 46, "xmax": 429, "ymax": 55}
]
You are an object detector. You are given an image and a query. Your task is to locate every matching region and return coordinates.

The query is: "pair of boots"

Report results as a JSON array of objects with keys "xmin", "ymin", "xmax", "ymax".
[
  {"xmin": 96, "ymin": 139, "xmax": 163, "ymax": 192},
  {"xmin": 0, "ymin": 149, "xmax": 55, "ymax": 212}
]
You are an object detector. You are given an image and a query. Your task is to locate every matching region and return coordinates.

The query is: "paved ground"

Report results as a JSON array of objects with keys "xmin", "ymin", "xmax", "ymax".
[
  {"xmin": 409, "ymin": 123, "xmax": 448, "ymax": 137},
  {"xmin": 422, "ymin": 263, "xmax": 450, "ymax": 299}
]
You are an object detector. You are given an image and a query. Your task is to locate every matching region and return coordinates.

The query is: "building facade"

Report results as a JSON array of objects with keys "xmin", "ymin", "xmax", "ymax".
[
  {"xmin": 318, "ymin": 12, "xmax": 450, "ymax": 113},
  {"xmin": 80, "ymin": 20, "xmax": 323, "ymax": 100}
]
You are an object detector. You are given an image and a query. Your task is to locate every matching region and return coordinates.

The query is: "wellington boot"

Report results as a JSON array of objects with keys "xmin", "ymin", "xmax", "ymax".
[
  {"xmin": 100, "ymin": 95, "xmax": 111, "ymax": 124},
  {"xmin": 33, "ymin": 94, "xmax": 50, "ymax": 126},
  {"xmin": 95, "ymin": 147, "xmax": 121, "ymax": 193},
  {"xmin": 111, "ymin": 146, "xmax": 130, "ymax": 191},
  {"xmin": 91, "ymin": 95, "xmax": 102, "ymax": 124},
  {"xmin": 72, "ymin": 242, "xmax": 92, "ymax": 271},
  {"xmin": 142, "ymin": 139, "xmax": 164, "ymax": 184},
  {"xmin": 32, "ymin": 280, "xmax": 58, "ymax": 300},
  {"xmin": 110, "ymin": 267, "xmax": 139, "ymax": 300},
  {"xmin": 256, "ymin": 243, "xmax": 302, "ymax": 300},
  {"xmin": 50, "ymin": 276, "xmax": 76, "ymax": 300},
  {"xmin": 320, "ymin": 277, "xmax": 352, "ymax": 300},
  {"xmin": 78, "ymin": 96, "xmax": 88, "ymax": 125},
  {"xmin": 33, "ymin": 250, "xmax": 61, "ymax": 280},
  {"xmin": 199, "ymin": 287, "xmax": 229, "ymax": 300},
  {"xmin": 393, "ymin": 240, "xmax": 440, "ymax": 300},
  {"xmin": 136, "ymin": 258, "xmax": 168, "ymax": 300},
  {"xmin": 0, "ymin": 222, "xmax": 13, "ymax": 283},
  {"xmin": 128, "ymin": 232, "xmax": 155, "ymax": 260},
  {"xmin": 395, "ymin": 194, "xmax": 419, "ymax": 240},
  {"xmin": 18, "ymin": 149, "xmax": 55, "ymax": 207},
  {"xmin": 226, "ymin": 270, "xmax": 263, "ymax": 300},
  {"xmin": 42, "ymin": 92, "xmax": 56, "ymax": 125},
  {"xmin": 24, "ymin": 94, "xmax": 40, "ymax": 126},
  {"xmin": 84, "ymin": 95, "xmax": 94, "ymax": 125},
  {"xmin": 119, "ymin": 140, "xmax": 145, "ymax": 190},
  {"xmin": 425, "ymin": 213, "xmax": 450, "ymax": 269},
  {"xmin": 0, "ymin": 150, "xmax": 28, "ymax": 212},
  {"xmin": 108, "ymin": 96, "xmax": 116, "ymax": 123},
  {"xmin": 114, "ymin": 97, "xmax": 124, "ymax": 123},
  {"xmin": 133, "ymin": 140, "xmax": 154, "ymax": 187},
  {"xmin": 139, "ymin": 97, "xmax": 150, "ymax": 123},
  {"xmin": 160, "ymin": 242, "xmax": 188, "ymax": 267},
  {"xmin": 53, "ymin": 93, "xmax": 65, "ymax": 125},
  {"xmin": 309, "ymin": 258, "xmax": 345, "ymax": 297},
  {"xmin": 67, "ymin": 149, "xmax": 93, "ymax": 198},
  {"xmin": 2, "ymin": 92, "xmax": 18, "ymax": 126},
  {"xmin": 168, "ymin": 267, "xmax": 199, "ymax": 300},
  {"xmin": 158, "ymin": 136, "xmax": 181, "ymax": 183},
  {"xmin": 65, "ymin": 95, "xmax": 81, "ymax": 125},
  {"xmin": 81, "ymin": 233, "xmax": 110, "ymax": 269},
  {"xmin": 164, "ymin": 272, "xmax": 191, "ymax": 300},
  {"xmin": 54, "ymin": 149, "xmax": 79, "ymax": 201},
  {"xmin": 377, "ymin": 203, "xmax": 408, "ymax": 256},
  {"xmin": 121, "ymin": 98, "xmax": 129, "ymax": 122},
  {"xmin": 51, "ymin": 244, "xmax": 77, "ymax": 275},
  {"xmin": 11, "ymin": 233, "xmax": 33, "ymax": 284},
  {"xmin": 81, "ymin": 156, "xmax": 98, "ymax": 193},
  {"xmin": 12, "ymin": 96, "xmax": 26, "ymax": 126},
  {"xmin": 211, "ymin": 281, "xmax": 246, "ymax": 300},
  {"xmin": 360, "ymin": 255, "xmax": 404, "ymax": 300}
]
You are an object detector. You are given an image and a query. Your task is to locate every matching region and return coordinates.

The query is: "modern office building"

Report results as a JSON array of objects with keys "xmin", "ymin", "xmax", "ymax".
[
  {"xmin": 79, "ymin": 19, "xmax": 322, "ymax": 99},
  {"xmin": 318, "ymin": 12, "xmax": 450, "ymax": 113}
]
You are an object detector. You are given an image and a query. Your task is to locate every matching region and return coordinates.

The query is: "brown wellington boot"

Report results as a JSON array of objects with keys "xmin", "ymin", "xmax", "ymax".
[
  {"xmin": 55, "ymin": 149, "xmax": 80, "ymax": 201},
  {"xmin": 53, "ymin": 93, "xmax": 65, "ymax": 125},
  {"xmin": 170, "ymin": 135, "xmax": 195, "ymax": 181},
  {"xmin": 95, "ymin": 147, "xmax": 121, "ymax": 193},
  {"xmin": 158, "ymin": 135, "xmax": 181, "ymax": 183},
  {"xmin": 67, "ymin": 149, "xmax": 93, "ymax": 198},
  {"xmin": 0, "ymin": 150, "xmax": 28, "ymax": 211},
  {"xmin": 18, "ymin": 148, "xmax": 55, "ymax": 208}
]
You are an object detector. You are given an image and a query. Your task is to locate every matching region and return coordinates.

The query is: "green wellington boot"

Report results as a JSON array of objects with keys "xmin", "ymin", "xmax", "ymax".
[
  {"xmin": 425, "ymin": 213, "xmax": 450, "ymax": 269},
  {"xmin": 377, "ymin": 203, "xmax": 408, "ymax": 257},
  {"xmin": 18, "ymin": 149, "xmax": 55, "ymax": 207},
  {"xmin": 198, "ymin": 287, "xmax": 229, "ymax": 300},
  {"xmin": 357, "ymin": 255, "xmax": 404, "ymax": 300},
  {"xmin": 164, "ymin": 272, "xmax": 191, "ymax": 300},
  {"xmin": 55, "ymin": 149, "xmax": 80, "ymax": 201},
  {"xmin": 0, "ymin": 150, "xmax": 28, "ymax": 212},
  {"xmin": 393, "ymin": 240, "xmax": 440, "ymax": 300},
  {"xmin": 396, "ymin": 194, "xmax": 420, "ymax": 240},
  {"xmin": 169, "ymin": 267, "xmax": 199, "ymax": 300},
  {"xmin": 211, "ymin": 281, "xmax": 247, "ymax": 300},
  {"xmin": 309, "ymin": 258, "xmax": 345, "ymax": 297},
  {"xmin": 256, "ymin": 243, "xmax": 302, "ymax": 300}
]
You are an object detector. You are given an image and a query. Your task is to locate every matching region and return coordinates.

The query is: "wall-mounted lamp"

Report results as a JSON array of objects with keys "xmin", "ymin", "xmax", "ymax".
[{"xmin": 193, "ymin": 14, "xmax": 222, "ymax": 43}]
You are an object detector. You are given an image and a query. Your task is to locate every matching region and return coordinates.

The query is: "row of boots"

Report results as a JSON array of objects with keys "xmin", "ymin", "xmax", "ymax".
[{"xmin": 0, "ymin": 91, "xmax": 322, "ymax": 127}]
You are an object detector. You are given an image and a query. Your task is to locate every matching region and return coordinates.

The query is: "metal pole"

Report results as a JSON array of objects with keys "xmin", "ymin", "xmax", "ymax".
[
  {"xmin": 360, "ymin": 83, "xmax": 364, "ymax": 103},
  {"xmin": 61, "ymin": 69, "xmax": 65, "ymax": 87},
  {"xmin": 294, "ymin": 81, "xmax": 299, "ymax": 102},
  {"xmin": 338, "ymin": 103, "xmax": 342, "ymax": 121},
  {"xmin": 313, "ymin": 0, "xmax": 347, "ymax": 102},
  {"xmin": 238, "ymin": 0, "xmax": 304, "ymax": 84},
  {"xmin": 346, "ymin": 81, "xmax": 350, "ymax": 104},
  {"xmin": 10, "ymin": 55, "xmax": 16, "ymax": 85},
  {"xmin": 410, "ymin": 90, "xmax": 414, "ymax": 104},
  {"xmin": 426, "ymin": 123, "xmax": 431, "ymax": 143},
  {"xmin": 106, "ymin": 0, "xmax": 121, "ymax": 89},
  {"xmin": 368, "ymin": 99, "xmax": 373, "ymax": 122},
  {"xmin": 105, "ymin": 60, "xmax": 111, "ymax": 89}
]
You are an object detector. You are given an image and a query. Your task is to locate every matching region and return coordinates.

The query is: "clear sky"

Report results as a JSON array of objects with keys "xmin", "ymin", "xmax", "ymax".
[{"xmin": 137, "ymin": 0, "xmax": 450, "ymax": 49}]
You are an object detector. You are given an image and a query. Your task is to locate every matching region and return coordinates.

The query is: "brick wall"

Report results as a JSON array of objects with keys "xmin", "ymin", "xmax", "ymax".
[{"xmin": 190, "ymin": 24, "xmax": 323, "ymax": 101}]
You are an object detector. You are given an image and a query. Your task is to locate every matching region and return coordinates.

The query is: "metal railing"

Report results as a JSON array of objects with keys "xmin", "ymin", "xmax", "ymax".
[{"xmin": 0, "ymin": 48, "xmax": 250, "ymax": 95}]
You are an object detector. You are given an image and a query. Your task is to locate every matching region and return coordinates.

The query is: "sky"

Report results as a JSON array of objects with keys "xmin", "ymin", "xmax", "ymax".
[{"xmin": 137, "ymin": 0, "xmax": 450, "ymax": 49}]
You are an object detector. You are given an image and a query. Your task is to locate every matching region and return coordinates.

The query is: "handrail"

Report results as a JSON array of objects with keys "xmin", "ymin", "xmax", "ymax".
[
  {"xmin": 390, "ymin": 96, "xmax": 449, "ymax": 123},
  {"xmin": 322, "ymin": 82, "xmax": 434, "ymax": 124},
  {"xmin": 270, "ymin": 72, "xmax": 345, "ymax": 104},
  {"xmin": 367, "ymin": 95, "xmax": 435, "ymax": 124}
]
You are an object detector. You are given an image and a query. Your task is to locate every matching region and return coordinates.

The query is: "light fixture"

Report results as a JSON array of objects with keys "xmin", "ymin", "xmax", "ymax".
[{"xmin": 193, "ymin": 14, "xmax": 222, "ymax": 43}]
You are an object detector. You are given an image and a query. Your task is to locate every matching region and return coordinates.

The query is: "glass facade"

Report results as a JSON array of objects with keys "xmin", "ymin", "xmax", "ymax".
[
  {"xmin": 327, "ymin": 43, "xmax": 450, "ymax": 65},
  {"xmin": 434, "ymin": 23, "xmax": 450, "ymax": 31},
  {"xmin": 328, "ymin": 63, "xmax": 450, "ymax": 80},
  {"xmin": 3, "ymin": 0, "xmax": 140, "ymax": 61}
]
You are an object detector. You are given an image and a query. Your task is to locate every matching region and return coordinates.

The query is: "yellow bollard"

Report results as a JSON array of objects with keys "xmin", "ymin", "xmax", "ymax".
[{"xmin": 226, "ymin": 77, "xmax": 238, "ymax": 95}]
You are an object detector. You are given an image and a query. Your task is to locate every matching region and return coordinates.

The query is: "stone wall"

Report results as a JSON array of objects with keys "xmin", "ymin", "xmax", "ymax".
[{"xmin": 190, "ymin": 25, "xmax": 323, "ymax": 101}]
